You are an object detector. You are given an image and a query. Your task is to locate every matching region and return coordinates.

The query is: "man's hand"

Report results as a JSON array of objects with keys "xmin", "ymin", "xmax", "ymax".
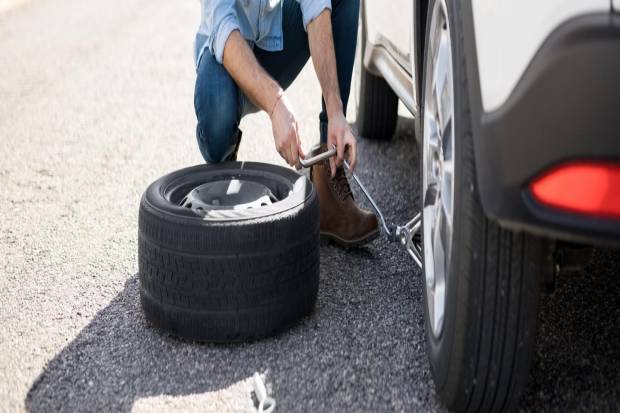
[
  {"xmin": 327, "ymin": 112, "xmax": 357, "ymax": 177},
  {"xmin": 307, "ymin": 9, "xmax": 358, "ymax": 177},
  {"xmin": 270, "ymin": 92, "xmax": 305, "ymax": 168}
]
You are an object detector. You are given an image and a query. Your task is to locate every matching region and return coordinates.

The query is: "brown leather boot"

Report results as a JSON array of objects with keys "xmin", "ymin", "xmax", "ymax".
[{"xmin": 309, "ymin": 144, "xmax": 380, "ymax": 247}]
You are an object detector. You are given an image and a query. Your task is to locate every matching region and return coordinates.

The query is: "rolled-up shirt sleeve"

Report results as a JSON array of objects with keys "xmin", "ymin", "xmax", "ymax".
[
  {"xmin": 297, "ymin": 0, "xmax": 332, "ymax": 30},
  {"xmin": 204, "ymin": 0, "xmax": 240, "ymax": 63}
]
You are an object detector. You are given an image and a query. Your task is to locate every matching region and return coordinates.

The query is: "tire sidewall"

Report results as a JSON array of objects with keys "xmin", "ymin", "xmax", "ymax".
[
  {"xmin": 139, "ymin": 162, "xmax": 317, "ymax": 255},
  {"xmin": 138, "ymin": 163, "xmax": 321, "ymax": 342},
  {"xmin": 420, "ymin": 0, "xmax": 477, "ymax": 401},
  {"xmin": 144, "ymin": 162, "xmax": 312, "ymax": 223}
]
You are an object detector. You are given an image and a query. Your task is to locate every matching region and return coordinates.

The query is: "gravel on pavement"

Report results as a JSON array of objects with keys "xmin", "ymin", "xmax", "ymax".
[{"xmin": 1, "ymin": 0, "xmax": 618, "ymax": 412}]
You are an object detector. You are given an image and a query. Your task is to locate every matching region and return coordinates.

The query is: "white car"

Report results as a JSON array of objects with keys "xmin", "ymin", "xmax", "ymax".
[{"xmin": 355, "ymin": 1, "xmax": 620, "ymax": 411}]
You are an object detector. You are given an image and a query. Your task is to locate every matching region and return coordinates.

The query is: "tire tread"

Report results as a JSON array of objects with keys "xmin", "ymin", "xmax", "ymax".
[
  {"xmin": 426, "ymin": 1, "xmax": 550, "ymax": 411},
  {"xmin": 137, "ymin": 165, "xmax": 320, "ymax": 343}
]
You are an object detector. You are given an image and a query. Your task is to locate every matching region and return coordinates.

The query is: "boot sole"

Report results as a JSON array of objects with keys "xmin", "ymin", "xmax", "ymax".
[{"xmin": 320, "ymin": 228, "xmax": 381, "ymax": 248}]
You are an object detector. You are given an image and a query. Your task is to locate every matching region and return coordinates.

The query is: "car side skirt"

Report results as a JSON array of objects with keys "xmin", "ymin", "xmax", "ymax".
[{"xmin": 363, "ymin": 37, "xmax": 417, "ymax": 117}]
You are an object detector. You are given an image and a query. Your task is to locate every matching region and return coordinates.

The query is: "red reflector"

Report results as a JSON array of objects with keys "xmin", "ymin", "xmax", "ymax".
[{"xmin": 530, "ymin": 162, "xmax": 620, "ymax": 219}]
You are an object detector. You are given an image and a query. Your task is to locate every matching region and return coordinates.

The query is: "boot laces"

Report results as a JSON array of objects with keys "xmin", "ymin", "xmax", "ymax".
[{"xmin": 332, "ymin": 168, "xmax": 353, "ymax": 200}]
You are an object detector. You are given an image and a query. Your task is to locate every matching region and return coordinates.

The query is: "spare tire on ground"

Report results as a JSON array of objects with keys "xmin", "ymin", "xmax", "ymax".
[{"xmin": 138, "ymin": 162, "xmax": 320, "ymax": 343}]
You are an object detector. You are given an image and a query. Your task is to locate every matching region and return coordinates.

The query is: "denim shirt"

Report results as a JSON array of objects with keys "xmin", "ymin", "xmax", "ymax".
[{"xmin": 195, "ymin": 0, "xmax": 332, "ymax": 67}]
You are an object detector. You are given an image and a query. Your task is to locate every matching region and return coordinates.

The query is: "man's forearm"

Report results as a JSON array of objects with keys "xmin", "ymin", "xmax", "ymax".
[
  {"xmin": 307, "ymin": 9, "xmax": 343, "ymax": 118},
  {"xmin": 222, "ymin": 29, "xmax": 303, "ymax": 167},
  {"xmin": 222, "ymin": 30, "xmax": 281, "ymax": 115}
]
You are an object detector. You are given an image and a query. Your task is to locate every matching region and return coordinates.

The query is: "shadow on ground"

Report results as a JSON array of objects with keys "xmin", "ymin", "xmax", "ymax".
[
  {"xmin": 25, "ymin": 124, "xmax": 440, "ymax": 412},
  {"xmin": 520, "ymin": 248, "xmax": 620, "ymax": 411},
  {"xmin": 25, "ymin": 266, "xmax": 435, "ymax": 412},
  {"xmin": 25, "ymin": 117, "xmax": 620, "ymax": 412}
]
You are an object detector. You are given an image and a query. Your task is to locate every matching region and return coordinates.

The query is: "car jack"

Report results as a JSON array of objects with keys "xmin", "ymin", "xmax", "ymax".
[{"xmin": 300, "ymin": 147, "xmax": 423, "ymax": 268}]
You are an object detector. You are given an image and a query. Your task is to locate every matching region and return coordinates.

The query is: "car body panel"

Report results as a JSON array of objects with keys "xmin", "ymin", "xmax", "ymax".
[
  {"xmin": 471, "ymin": 0, "xmax": 610, "ymax": 112},
  {"xmin": 364, "ymin": 2, "xmax": 620, "ymax": 246},
  {"xmin": 364, "ymin": 1, "xmax": 413, "ymax": 74},
  {"xmin": 467, "ymin": 10, "xmax": 620, "ymax": 247}
]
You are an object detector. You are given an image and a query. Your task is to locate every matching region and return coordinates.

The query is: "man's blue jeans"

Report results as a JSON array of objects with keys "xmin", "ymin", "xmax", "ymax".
[{"xmin": 193, "ymin": 0, "xmax": 360, "ymax": 163}]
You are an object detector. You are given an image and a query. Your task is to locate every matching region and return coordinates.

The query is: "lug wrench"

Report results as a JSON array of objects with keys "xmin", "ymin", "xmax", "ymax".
[{"xmin": 300, "ymin": 146, "xmax": 423, "ymax": 268}]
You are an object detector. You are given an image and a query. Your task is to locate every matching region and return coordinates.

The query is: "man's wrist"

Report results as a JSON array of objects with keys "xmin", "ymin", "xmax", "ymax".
[
  {"xmin": 269, "ymin": 89, "xmax": 284, "ymax": 119},
  {"xmin": 325, "ymin": 95, "xmax": 343, "ymax": 119},
  {"xmin": 266, "ymin": 83, "xmax": 284, "ymax": 119}
]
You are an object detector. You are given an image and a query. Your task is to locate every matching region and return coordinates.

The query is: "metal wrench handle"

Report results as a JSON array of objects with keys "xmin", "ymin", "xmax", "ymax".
[
  {"xmin": 300, "ymin": 145, "xmax": 423, "ymax": 268},
  {"xmin": 299, "ymin": 146, "xmax": 337, "ymax": 168},
  {"xmin": 343, "ymin": 159, "xmax": 392, "ymax": 236},
  {"xmin": 299, "ymin": 144, "xmax": 392, "ymax": 235},
  {"xmin": 345, "ymin": 159, "xmax": 423, "ymax": 268}
]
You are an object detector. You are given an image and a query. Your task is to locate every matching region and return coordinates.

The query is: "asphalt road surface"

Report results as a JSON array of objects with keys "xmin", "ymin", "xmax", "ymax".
[{"xmin": 1, "ymin": 0, "xmax": 619, "ymax": 412}]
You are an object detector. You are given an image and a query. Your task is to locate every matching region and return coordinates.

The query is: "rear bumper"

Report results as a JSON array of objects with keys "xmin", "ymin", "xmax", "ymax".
[{"xmin": 473, "ymin": 13, "xmax": 620, "ymax": 246}]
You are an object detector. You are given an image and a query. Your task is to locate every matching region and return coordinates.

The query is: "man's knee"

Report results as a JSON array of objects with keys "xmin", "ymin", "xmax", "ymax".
[
  {"xmin": 196, "ymin": 112, "xmax": 238, "ymax": 163},
  {"xmin": 194, "ymin": 53, "xmax": 240, "ymax": 163}
]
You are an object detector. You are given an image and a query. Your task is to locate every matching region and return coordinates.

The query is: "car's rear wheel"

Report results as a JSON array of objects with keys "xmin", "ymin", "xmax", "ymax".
[
  {"xmin": 353, "ymin": 2, "xmax": 398, "ymax": 141},
  {"xmin": 420, "ymin": 1, "xmax": 553, "ymax": 411}
]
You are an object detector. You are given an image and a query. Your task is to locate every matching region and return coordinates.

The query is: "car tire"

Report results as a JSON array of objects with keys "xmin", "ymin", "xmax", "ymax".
[
  {"xmin": 354, "ymin": 2, "xmax": 398, "ymax": 141},
  {"xmin": 420, "ymin": 1, "xmax": 553, "ymax": 412},
  {"xmin": 138, "ymin": 162, "xmax": 320, "ymax": 343}
]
